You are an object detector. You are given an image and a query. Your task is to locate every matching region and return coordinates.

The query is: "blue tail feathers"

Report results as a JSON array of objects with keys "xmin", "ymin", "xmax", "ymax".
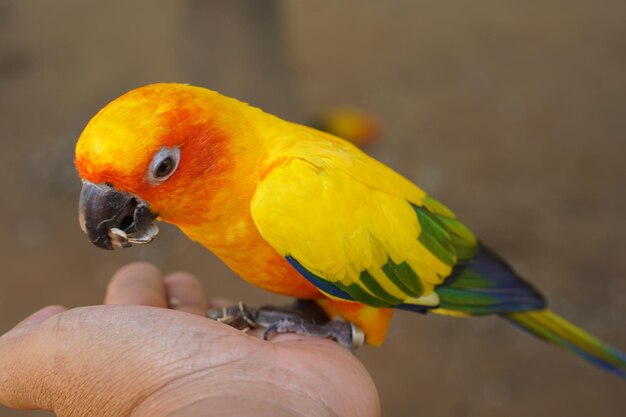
[{"xmin": 434, "ymin": 243, "xmax": 546, "ymax": 315}]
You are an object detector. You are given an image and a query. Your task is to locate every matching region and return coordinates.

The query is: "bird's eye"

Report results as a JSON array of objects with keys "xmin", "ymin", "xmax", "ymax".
[
  {"xmin": 147, "ymin": 147, "xmax": 180, "ymax": 184},
  {"xmin": 155, "ymin": 157, "xmax": 173, "ymax": 177}
]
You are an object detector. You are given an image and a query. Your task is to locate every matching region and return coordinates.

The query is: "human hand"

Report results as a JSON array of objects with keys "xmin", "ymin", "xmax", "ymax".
[{"xmin": 0, "ymin": 263, "xmax": 380, "ymax": 417}]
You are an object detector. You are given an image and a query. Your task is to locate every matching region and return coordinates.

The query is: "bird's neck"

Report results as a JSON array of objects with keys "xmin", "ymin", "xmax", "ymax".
[{"xmin": 171, "ymin": 101, "xmax": 297, "ymax": 250}]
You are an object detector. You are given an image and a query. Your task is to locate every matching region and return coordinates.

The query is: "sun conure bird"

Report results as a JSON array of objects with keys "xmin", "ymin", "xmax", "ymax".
[{"xmin": 75, "ymin": 83, "xmax": 626, "ymax": 378}]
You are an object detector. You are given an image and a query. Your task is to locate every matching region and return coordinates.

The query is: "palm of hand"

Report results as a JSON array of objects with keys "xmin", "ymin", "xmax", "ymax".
[{"xmin": 0, "ymin": 263, "xmax": 379, "ymax": 417}]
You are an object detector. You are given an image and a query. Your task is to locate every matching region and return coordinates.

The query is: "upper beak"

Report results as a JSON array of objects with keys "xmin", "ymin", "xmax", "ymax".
[{"xmin": 78, "ymin": 180, "xmax": 159, "ymax": 250}]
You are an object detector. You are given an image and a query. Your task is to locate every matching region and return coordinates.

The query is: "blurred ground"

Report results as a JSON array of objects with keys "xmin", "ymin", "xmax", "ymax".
[{"xmin": 1, "ymin": 1, "xmax": 625, "ymax": 416}]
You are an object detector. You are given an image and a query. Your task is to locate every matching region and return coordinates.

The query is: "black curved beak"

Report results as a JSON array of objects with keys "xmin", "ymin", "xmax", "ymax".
[{"xmin": 78, "ymin": 181, "xmax": 159, "ymax": 250}]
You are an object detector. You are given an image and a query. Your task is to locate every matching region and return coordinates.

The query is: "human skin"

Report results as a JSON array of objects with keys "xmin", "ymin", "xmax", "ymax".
[{"xmin": 0, "ymin": 263, "xmax": 380, "ymax": 417}]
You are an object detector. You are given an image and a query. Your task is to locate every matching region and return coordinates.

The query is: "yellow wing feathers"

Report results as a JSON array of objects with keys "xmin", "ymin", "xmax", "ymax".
[{"xmin": 251, "ymin": 136, "xmax": 459, "ymax": 308}]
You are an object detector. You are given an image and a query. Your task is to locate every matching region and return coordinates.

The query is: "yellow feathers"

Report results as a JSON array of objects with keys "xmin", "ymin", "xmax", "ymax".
[{"xmin": 251, "ymin": 130, "xmax": 454, "ymax": 306}]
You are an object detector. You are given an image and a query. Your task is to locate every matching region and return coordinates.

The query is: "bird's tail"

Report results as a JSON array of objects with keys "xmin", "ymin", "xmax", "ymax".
[{"xmin": 502, "ymin": 309, "xmax": 626, "ymax": 379}]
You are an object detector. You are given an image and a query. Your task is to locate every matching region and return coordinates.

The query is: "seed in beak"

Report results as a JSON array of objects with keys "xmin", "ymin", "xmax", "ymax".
[{"xmin": 107, "ymin": 224, "xmax": 160, "ymax": 249}]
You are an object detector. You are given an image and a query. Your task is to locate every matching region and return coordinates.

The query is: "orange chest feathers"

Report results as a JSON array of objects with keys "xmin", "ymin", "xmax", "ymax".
[{"xmin": 178, "ymin": 213, "xmax": 321, "ymax": 299}]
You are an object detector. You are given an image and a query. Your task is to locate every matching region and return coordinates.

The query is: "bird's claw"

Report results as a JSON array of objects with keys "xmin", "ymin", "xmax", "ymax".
[
  {"xmin": 207, "ymin": 300, "xmax": 365, "ymax": 351},
  {"xmin": 207, "ymin": 301, "xmax": 257, "ymax": 332}
]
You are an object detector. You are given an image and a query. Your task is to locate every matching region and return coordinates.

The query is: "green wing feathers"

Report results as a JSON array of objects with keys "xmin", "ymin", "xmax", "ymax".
[{"xmin": 416, "ymin": 197, "xmax": 477, "ymax": 264}]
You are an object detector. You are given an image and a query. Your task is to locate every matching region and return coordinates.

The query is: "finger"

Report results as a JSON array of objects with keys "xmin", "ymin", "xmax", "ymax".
[
  {"xmin": 105, "ymin": 262, "xmax": 167, "ymax": 307},
  {"xmin": 12, "ymin": 305, "xmax": 67, "ymax": 331},
  {"xmin": 164, "ymin": 272, "xmax": 209, "ymax": 316}
]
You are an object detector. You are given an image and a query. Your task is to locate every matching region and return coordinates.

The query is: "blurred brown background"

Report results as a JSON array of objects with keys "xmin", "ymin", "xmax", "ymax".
[{"xmin": 1, "ymin": 1, "xmax": 625, "ymax": 416}]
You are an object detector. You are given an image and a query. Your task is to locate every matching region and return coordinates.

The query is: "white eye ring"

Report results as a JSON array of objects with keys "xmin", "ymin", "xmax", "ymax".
[{"xmin": 147, "ymin": 146, "xmax": 180, "ymax": 184}]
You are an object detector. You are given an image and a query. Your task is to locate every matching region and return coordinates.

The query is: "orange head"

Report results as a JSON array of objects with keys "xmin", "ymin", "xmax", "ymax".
[{"xmin": 75, "ymin": 83, "xmax": 265, "ymax": 249}]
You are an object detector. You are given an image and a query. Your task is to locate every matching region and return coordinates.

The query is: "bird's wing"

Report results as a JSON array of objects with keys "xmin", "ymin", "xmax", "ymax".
[{"xmin": 250, "ymin": 139, "xmax": 477, "ymax": 308}]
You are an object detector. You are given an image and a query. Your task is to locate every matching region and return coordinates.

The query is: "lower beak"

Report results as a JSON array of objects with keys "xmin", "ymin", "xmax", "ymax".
[{"xmin": 78, "ymin": 181, "xmax": 159, "ymax": 250}]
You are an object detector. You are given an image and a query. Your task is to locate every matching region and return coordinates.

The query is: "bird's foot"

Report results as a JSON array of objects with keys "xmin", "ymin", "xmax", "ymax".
[
  {"xmin": 263, "ymin": 317, "xmax": 364, "ymax": 352},
  {"xmin": 207, "ymin": 299, "xmax": 365, "ymax": 351}
]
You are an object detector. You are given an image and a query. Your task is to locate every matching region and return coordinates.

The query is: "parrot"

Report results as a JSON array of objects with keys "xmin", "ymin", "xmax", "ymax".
[{"xmin": 75, "ymin": 83, "xmax": 626, "ymax": 378}]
